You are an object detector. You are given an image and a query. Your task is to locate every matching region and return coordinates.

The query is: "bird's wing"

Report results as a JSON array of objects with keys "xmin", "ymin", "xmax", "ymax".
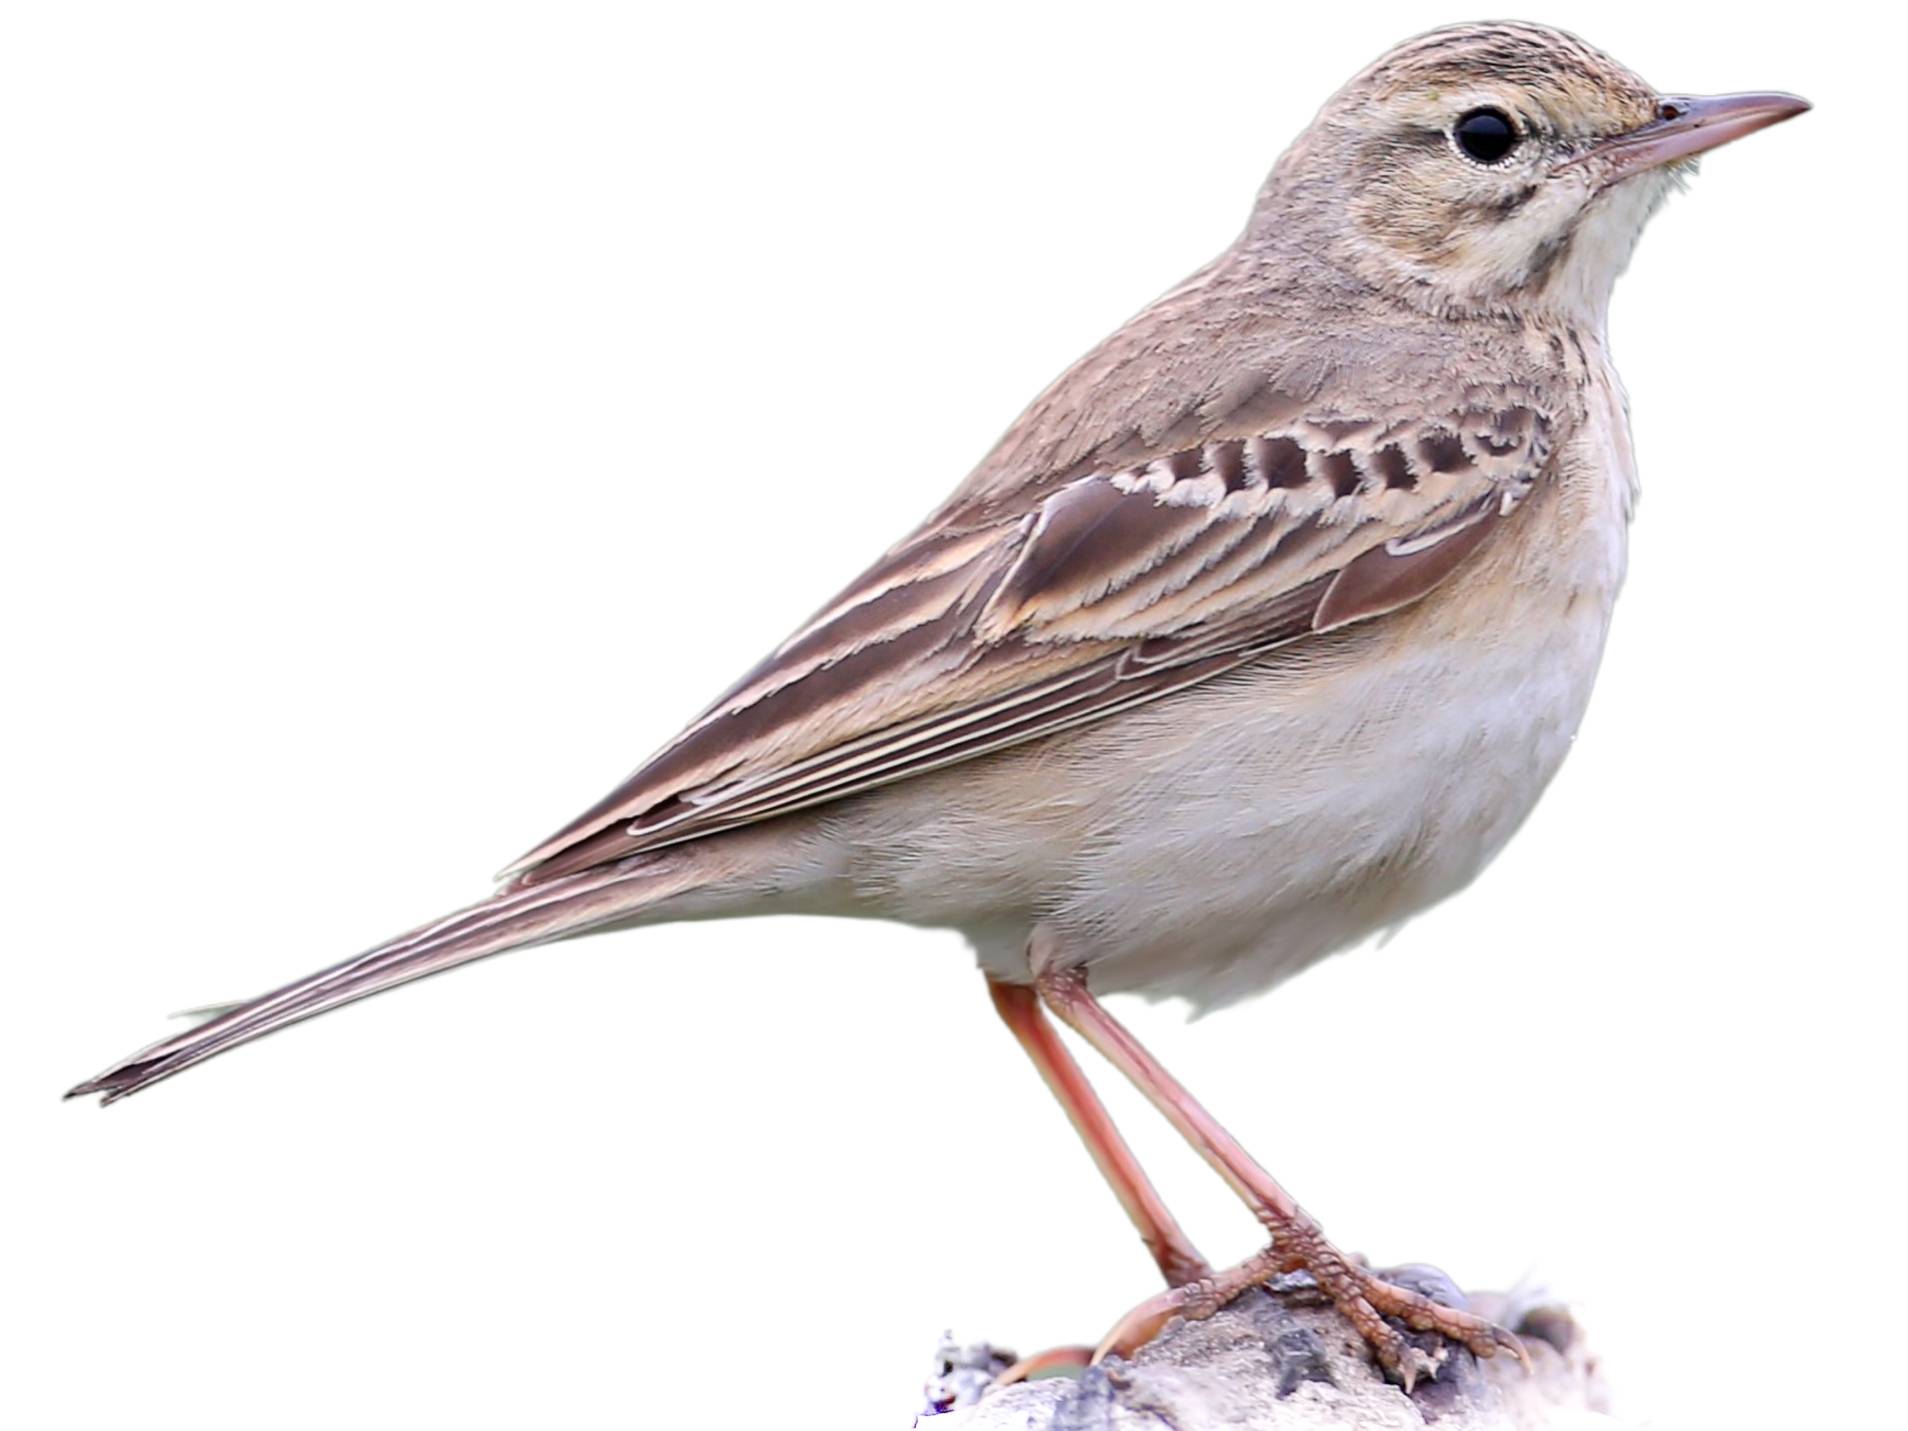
[{"xmin": 504, "ymin": 397, "xmax": 1555, "ymax": 884}]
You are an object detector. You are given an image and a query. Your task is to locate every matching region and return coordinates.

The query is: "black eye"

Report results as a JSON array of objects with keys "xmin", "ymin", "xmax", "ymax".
[{"xmin": 1453, "ymin": 107, "xmax": 1519, "ymax": 163}]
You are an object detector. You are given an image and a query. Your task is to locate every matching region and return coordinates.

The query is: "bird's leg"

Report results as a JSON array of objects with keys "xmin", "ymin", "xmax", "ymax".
[
  {"xmin": 1033, "ymin": 963, "xmax": 1526, "ymax": 1390},
  {"xmin": 985, "ymin": 977, "xmax": 1211, "ymax": 1388},
  {"xmin": 989, "ymin": 977, "xmax": 1211, "ymax": 1287}
]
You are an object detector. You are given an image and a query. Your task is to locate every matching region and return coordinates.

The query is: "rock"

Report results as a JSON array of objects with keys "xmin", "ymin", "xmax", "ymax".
[{"xmin": 916, "ymin": 1274, "xmax": 1619, "ymax": 1430}]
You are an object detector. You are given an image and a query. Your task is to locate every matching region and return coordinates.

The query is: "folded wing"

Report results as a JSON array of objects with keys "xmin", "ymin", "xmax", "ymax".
[{"xmin": 505, "ymin": 398, "xmax": 1555, "ymax": 885}]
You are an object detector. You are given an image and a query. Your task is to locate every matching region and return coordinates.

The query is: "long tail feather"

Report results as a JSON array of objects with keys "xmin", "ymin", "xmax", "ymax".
[{"xmin": 67, "ymin": 852, "xmax": 702, "ymax": 1106}]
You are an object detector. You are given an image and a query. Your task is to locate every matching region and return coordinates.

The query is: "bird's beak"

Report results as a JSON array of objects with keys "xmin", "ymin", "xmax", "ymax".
[{"xmin": 1558, "ymin": 91, "xmax": 1811, "ymax": 180}]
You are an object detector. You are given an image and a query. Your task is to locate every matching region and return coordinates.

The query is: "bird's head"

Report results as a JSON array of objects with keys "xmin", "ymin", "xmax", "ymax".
[{"xmin": 1261, "ymin": 23, "xmax": 1808, "ymax": 321}]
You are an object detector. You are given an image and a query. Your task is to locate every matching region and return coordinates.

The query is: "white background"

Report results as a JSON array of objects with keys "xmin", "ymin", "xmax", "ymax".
[{"xmin": 5, "ymin": 4, "xmax": 1899, "ymax": 1428}]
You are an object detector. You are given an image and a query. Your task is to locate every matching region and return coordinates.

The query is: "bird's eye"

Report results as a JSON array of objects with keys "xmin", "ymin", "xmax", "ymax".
[{"xmin": 1453, "ymin": 107, "xmax": 1520, "ymax": 163}]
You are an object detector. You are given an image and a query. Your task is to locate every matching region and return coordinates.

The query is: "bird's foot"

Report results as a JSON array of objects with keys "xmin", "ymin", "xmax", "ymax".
[{"xmin": 1092, "ymin": 1230, "xmax": 1529, "ymax": 1392}]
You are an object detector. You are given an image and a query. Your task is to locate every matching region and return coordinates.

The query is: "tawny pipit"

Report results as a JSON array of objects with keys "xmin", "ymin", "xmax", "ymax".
[{"xmin": 71, "ymin": 22, "xmax": 1807, "ymax": 1388}]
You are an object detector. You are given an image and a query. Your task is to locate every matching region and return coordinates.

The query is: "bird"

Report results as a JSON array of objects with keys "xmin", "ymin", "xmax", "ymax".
[{"xmin": 69, "ymin": 21, "xmax": 1807, "ymax": 1390}]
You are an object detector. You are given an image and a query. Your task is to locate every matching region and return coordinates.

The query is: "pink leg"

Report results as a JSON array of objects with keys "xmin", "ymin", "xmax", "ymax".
[
  {"xmin": 1035, "ymin": 965, "xmax": 1526, "ymax": 1390},
  {"xmin": 987, "ymin": 977, "xmax": 1212, "ymax": 1390},
  {"xmin": 989, "ymin": 978, "xmax": 1210, "ymax": 1287}
]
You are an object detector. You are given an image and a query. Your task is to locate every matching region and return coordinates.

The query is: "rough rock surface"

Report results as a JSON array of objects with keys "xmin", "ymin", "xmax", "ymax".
[{"xmin": 918, "ymin": 1269, "xmax": 1619, "ymax": 1430}]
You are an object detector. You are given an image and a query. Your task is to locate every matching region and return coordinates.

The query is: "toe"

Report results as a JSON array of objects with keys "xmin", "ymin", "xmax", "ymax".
[
  {"xmin": 1350, "ymin": 1265, "xmax": 1529, "ymax": 1373},
  {"xmin": 991, "ymin": 1345, "xmax": 1094, "ymax": 1389},
  {"xmin": 1091, "ymin": 1285, "xmax": 1189, "ymax": 1364}
]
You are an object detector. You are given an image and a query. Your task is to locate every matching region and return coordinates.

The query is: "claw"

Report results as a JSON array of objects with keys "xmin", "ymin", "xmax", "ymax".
[
  {"xmin": 1091, "ymin": 1285, "xmax": 1189, "ymax": 1364},
  {"xmin": 1500, "ymin": 1325, "xmax": 1535, "ymax": 1375},
  {"xmin": 1392, "ymin": 1343, "xmax": 1441, "ymax": 1395},
  {"xmin": 990, "ymin": 1344, "xmax": 1093, "ymax": 1389}
]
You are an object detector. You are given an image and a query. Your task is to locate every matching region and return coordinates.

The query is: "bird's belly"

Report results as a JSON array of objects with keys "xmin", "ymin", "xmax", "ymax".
[{"xmin": 1050, "ymin": 594, "xmax": 1613, "ymax": 1008}]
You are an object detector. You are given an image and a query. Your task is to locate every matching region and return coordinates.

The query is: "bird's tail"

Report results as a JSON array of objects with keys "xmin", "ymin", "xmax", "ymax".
[{"xmin": 66, "ymin": 847, "xmax": 724, "ymax": 1106}]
